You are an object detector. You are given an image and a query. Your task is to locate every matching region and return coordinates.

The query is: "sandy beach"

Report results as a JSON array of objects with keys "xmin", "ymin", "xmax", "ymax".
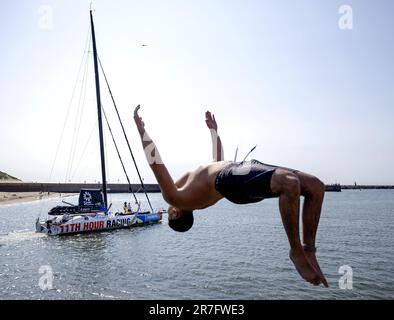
[{"xmin": 0, "ymin": 191, "xmax": 67, "ymax": 205}]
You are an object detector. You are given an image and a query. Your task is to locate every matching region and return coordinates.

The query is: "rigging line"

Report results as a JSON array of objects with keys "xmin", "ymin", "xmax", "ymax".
[
  {"xmin": 98, "ymin": 57, "xmax": 154, "ymax": 213},
  {"xmin": 66, "ymin": 36, "xmax": 92, "ymax": 182},
  {"xmin": 65, "ymin": 43, "xmax": 89, "ymax": 181},
  {"xmin": 70, "ymin": 121, "xmax": 97, "ymax": 181},
  {"xmin": 101, "ymin": 104, "xmax": 139, "ymax": 205},
  {"xmin": 241, "ymin": 145, "xmax": 257, "ymax": 163},
  {"xmin": 48, "ymin": 24, "xmax": 91, "ymax": 183}
]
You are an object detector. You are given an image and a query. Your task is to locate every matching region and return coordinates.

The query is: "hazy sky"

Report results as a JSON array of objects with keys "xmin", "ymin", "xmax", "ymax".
[{"xmin": 1, "ymin": 0, "xmax": 393, "ymax": 185}]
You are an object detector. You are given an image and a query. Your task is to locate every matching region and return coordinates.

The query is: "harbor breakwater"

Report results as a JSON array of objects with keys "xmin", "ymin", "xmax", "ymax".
[
  {"xmin": 0, "ymin": 182, "xmax": 161, "ymax": 193},
  {"xmin": 0, "ymin": 182, "xmax": 393, "ymax": 193}
]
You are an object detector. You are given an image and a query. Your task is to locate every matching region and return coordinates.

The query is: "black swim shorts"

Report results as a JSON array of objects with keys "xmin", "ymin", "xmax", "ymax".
[{"xmin": 214, "ymin": 159, "xmax": 280, "ymax": 204}]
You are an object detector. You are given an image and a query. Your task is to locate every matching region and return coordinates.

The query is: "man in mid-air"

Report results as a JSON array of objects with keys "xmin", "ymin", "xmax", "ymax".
[{"xmin": 133, "ymin": 105, "xmax": 328, "ymax": 287}]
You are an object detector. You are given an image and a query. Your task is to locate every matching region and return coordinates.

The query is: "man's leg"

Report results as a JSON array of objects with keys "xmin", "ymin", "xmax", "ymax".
[
  {"xmin": 270, "ymin": 169, "xmax": 322, "ymax": 285},
  {"xmin": 297, "ymin": 171, "xmax": 328, "ymax": 287}
]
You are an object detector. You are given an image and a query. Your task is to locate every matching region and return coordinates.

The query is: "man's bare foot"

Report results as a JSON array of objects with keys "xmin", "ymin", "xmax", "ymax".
[
  {"xmin": 304, "ymin": 251, "xmax": 329, "ymax": 288},
  {"xmin": 289, "ymin": 249, "xmax": 322, "ymax": 286}
]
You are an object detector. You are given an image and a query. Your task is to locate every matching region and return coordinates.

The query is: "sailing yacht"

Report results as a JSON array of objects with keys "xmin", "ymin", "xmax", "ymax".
[{"xmin": 36, "ymin": 10, "xmax": 163, "ymax": 235}]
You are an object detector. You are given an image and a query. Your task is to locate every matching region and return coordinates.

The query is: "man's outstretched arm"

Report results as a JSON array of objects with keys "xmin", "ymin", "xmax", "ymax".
[
  {"xmin": 133, "ymin": 105, "xmax": 180, "ymax": 205},
  {"xmin": 205, "ymin": 111, "xmax": 224, "ymax": 162}
]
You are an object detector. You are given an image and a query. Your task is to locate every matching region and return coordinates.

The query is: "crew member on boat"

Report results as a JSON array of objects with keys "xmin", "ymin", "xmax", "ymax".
[{"xmin": 133, "ymin": 105, "xmax": 328, "ymax": 288}]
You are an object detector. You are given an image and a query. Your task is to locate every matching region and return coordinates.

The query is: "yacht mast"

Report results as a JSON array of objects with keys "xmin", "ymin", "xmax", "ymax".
[{"xmin": 90, "ymin": 10, "xmax": 108, "ymax": 208}]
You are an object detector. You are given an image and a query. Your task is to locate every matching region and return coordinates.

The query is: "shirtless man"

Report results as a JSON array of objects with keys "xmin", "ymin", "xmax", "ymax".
[{"xmin": 133, "ymin": 105, "xmax": 328, "ymax": 287}]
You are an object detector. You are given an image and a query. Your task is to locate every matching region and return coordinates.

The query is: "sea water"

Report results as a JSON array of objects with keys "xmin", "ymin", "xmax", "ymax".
[{"xmin": 0, "ymin": 190, "xmax": 393, "ymax": 299}]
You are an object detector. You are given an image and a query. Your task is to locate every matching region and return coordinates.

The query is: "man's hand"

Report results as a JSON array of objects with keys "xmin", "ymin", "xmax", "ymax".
[
  {"xmin": 205, "ymin": 110, "xmax": 223, "ymax": 161},
  {"xmin": 205, "ymin": 111, "xmax": 218, "ymax": 131},
  {"xmin": 134, "ymin": 105, "xmax": 145, "ymax": 136}
]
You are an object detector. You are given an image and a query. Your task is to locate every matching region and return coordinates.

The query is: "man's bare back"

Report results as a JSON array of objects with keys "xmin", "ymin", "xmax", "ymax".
[{"xmin": 175, "ymin": 161, "xmax": 232, "ymax": 210}]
